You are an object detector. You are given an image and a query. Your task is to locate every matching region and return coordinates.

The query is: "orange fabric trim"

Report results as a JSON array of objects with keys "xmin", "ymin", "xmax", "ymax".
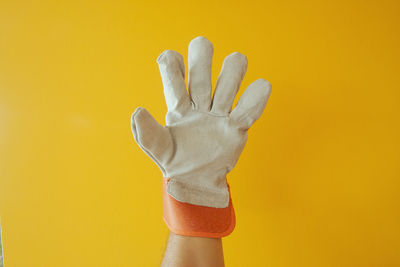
[{"xmin": 162, "ymin": 177, "xmax": 236, "ymax": 238}]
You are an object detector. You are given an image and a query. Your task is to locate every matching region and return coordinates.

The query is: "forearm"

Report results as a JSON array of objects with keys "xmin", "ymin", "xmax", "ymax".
[{"xmin": 161, "ymin": 232, "xmax": 225, "ymax": 267}]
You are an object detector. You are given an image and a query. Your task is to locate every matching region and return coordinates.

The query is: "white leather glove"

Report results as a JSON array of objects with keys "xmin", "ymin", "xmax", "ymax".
[{"xmin": 131, "ymin": 36, "xmax": 271, "ymax": 209}]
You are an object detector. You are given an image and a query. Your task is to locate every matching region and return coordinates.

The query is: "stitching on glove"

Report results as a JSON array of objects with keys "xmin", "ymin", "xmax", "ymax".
[{"xmin": 167, "ymin": 178, "xmax": 228, "ymax": 194}]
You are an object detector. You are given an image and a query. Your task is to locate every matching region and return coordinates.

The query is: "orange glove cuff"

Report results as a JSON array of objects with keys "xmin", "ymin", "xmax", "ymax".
[{"xmin": 162, "ymin": 177, "xmax": 236, "ymax": 238}]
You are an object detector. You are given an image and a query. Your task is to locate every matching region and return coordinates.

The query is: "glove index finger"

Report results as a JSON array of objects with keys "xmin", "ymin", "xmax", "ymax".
[{"xmin": 157, "ymin": 50, "xmax": 191, "ymax": 115}]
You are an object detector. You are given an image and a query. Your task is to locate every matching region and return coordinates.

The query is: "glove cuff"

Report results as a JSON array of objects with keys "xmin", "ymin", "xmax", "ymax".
[{"xmin": 162, "ymin": 177, "xmax": 236, "ymax": 238}]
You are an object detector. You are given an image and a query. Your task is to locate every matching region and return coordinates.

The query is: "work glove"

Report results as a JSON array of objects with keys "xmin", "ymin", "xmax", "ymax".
[{"xmin": 131, "ymin": 36, "xmax": 271, "ymax": 237}]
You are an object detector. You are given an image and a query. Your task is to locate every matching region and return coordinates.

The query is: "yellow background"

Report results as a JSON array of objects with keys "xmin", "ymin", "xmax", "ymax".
[{"xmin": 1, "ymin": 0, "xmax": 399, "ymax": 266}]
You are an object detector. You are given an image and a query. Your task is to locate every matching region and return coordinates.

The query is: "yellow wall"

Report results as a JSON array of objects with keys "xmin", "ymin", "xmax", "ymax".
[{"xmin": 1, "ymin": 0, "xmax": 399, "ymax": 266}]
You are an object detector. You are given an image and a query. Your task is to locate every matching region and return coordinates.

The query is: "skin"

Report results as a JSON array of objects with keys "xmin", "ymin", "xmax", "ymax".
[{"xmin": 161, "ymin": 232, "xmax": 225, "ymax": 267}]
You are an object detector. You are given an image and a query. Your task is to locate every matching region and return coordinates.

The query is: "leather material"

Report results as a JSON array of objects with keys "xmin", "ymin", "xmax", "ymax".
[{"xmin": 131, "ymin": 36, "xmax": 271, "ymax": 208}]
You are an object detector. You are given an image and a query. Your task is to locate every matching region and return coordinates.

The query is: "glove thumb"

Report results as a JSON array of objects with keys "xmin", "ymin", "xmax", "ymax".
[{"xmin": 131, "ymin": 107, "xmax": 173, "ymax": 175}]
